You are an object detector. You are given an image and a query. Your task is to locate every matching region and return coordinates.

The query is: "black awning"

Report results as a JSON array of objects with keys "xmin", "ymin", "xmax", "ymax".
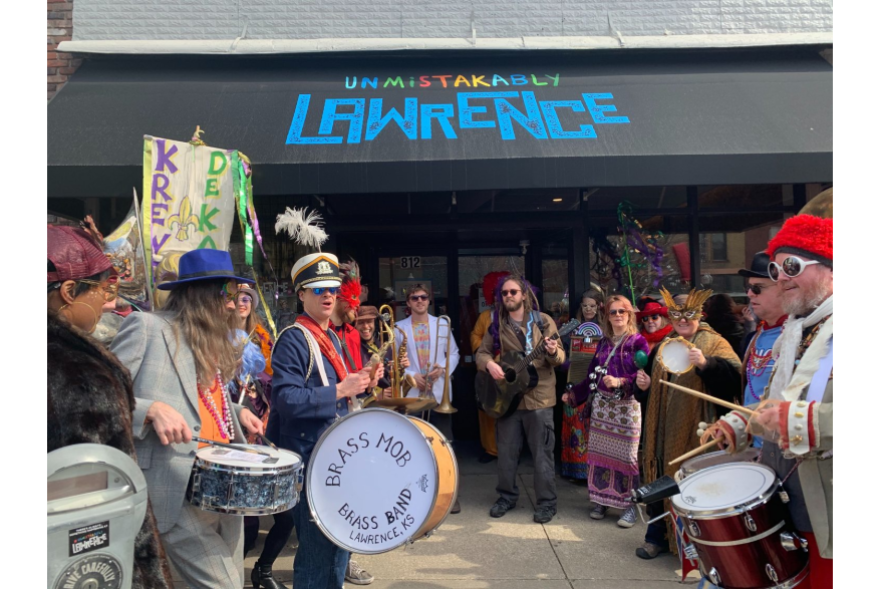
[{"xmin": 48, "ymin": 50, "xmax": 832, "ymax": 197}]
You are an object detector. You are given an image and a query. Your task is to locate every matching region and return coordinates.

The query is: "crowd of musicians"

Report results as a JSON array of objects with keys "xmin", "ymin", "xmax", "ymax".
[{"xmin": 47, "ymin": 202, "xmax": 832, "ymax": 589}]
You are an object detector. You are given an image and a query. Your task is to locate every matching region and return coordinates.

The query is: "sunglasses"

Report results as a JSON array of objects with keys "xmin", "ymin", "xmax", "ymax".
[
  {"xmin": 237, "ymin": 294, "xmax": 253, "ymax": 305},
  {"xmin": 501, "ymin": 289, "xmax": 521, "ymax": 297},
  {"xmin": 747, "ymin": 283, "xmax": 776, "ymax": 296},
  {"xmin": 608, "ymin": 309, "xmax": 629, "ymax": 316},
  {"xmin": 78, "ymin": 276, "xmax": 119, "ymax": 302},
  {"xmin": 640, "ymin": 314, "xmax": 661, "ymax": 323},
  {"xmin": 311, "ymin": 287, "xmax": 340, "ymax": 296},
  {"xmin": 409, "ymin": 294, "xmax": 429, "ymax": 301},
  {"xmin": 669, "ymin": 310, "xmax": 700, "ymax": 320},
  {"xmin": 768, "ymin": 256, "xmax": 821, "ymax": 282}
]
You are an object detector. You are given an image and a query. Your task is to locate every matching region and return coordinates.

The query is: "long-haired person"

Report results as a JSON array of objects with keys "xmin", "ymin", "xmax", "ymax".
[{"xmin": 111, "ymin": 249, "xmax": 265, "ymax": 588}]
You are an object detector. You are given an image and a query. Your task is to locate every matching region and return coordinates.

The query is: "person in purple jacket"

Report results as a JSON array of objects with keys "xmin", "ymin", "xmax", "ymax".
[{"xmin": 563, "ymin": 295, "xmax": 649, "ymax": 529}]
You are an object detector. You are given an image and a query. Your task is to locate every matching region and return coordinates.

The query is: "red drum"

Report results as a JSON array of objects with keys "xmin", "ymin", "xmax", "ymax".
[{"xmin": 671, "ymin": 463, "xmax": 809, "ymax": 589}]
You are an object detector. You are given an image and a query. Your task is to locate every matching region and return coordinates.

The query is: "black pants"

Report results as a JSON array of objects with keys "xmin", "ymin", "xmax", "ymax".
[
  {"xmin": 243, "ymin": 509, "xmax": 296, "ymax": 565},
  {"xmin": 496, "ymin": 407, "xmax": 557, "ymax": 508}
]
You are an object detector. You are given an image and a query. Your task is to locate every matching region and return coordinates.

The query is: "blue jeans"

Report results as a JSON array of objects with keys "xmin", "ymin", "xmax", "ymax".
[{"xmin": 292, "ymin": 483, "xmax": 349, "ymax": 589}]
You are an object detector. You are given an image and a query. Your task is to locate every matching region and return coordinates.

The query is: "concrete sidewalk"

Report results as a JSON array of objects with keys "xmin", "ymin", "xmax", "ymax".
[{"xmin": 241, "ymin": 441, "xmax": 681, "ymax": 589}]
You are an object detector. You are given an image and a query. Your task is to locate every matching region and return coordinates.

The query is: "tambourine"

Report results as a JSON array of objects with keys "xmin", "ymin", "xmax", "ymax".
[{"xmin": 656, "ymin": 337, "xmax": 695, "ymax": 375}]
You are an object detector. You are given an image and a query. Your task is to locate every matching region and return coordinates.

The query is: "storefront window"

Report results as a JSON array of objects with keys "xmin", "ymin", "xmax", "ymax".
[
  {"xmin": 585, "ymin": 186, "xmax": 688, "ymax": 211},
  {"xmin": 698, "ymin": 185, "xmax": 793, "ymax": 209},
  {"xmin": 542, "ymin": 258, "xmax": 569, "ymax": 326}
]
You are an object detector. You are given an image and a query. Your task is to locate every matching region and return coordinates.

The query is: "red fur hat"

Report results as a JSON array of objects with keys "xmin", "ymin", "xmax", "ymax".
[
  {"xmin": 767, "ymin": 215, "xmax": 833, "ymax": 267},
  {"xmin": 482, "ymin": 271, "xmax": 508, "ymax": 306}
]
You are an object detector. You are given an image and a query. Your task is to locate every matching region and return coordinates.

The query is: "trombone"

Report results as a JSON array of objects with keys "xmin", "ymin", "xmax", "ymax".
[{"xmin": 427, "ymin": 315, "xmax": 457, "ymax": 415}]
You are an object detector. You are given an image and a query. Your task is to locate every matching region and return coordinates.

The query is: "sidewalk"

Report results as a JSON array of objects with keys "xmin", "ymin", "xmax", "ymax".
[{"xmin": 240, "ymin": 441, "xmax": 681, "ymax": 589}]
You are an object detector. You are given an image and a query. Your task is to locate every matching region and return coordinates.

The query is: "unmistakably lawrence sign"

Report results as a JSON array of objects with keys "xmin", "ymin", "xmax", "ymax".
[{"xmin": 286, "ymin": 74, "xmax": 629, "ymax": 144}]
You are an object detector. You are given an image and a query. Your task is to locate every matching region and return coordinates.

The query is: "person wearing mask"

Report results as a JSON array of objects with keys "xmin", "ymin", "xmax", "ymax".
[
  {"xmin": 634, "ymin": 287, "xmax": 742, "ymax": 560},
  {"xmin": 48, "ymin": 225, "xmax": 172, "ymax": 589},
  {"xmin": 110, "ymin": 249, "xmax": 265, "ymax": 588}
]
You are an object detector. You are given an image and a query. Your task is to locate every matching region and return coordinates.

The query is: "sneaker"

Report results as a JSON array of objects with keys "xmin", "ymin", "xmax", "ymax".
[
  {"xmin": 617, "ymin": 505, "xmax": 638, "ymax": 528},
  {"xmin": 635, "ymin": 542, "xmax": 670, "ymax": 560},
  {"xmin": 478, "ymin": 452, "xmax": 498, "ymax": 463},
  {"xmin": 345, "ymin": 560, "xmax": 374, "ymax": 585},
  {"xmin": 533, "ymin": 505, "xmax": 557, "ymax": 524},
  {"xmin": 489, "ymin": 497, "xmax": 516, "ymax": 518},
  {"xmin": 450, "ymin": 499, "xmax": 461, "ymax": 514},
  {"xmin": 589, "ymin": 504, "xmax": 609, "ymax": 520}
]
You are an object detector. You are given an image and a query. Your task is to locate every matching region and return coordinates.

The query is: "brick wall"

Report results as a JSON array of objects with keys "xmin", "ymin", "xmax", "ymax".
[
  {"xmin": 71, "ymin": 0, "xmax": 833, "ymax": 41},
  {"xmin": 48, "ymin": 0, "xmax": 81, "ymax": 100}
]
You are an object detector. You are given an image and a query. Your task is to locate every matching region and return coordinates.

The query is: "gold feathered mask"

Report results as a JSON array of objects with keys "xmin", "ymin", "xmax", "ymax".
[{"xmin": 659, "ymin": 287, "xmax": 713, "ymax": 320}]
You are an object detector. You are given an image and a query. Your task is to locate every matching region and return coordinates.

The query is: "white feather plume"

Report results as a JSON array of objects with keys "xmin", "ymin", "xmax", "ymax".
[{"xmin": 275, "ymin": 207, "xmax": 328, "ymax": 250}]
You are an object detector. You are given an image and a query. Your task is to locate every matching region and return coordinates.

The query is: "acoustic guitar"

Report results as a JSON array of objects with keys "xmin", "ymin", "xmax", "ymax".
[{"xmin": 476, "ymin": 319, "xmax": 579, "ymax": 419}]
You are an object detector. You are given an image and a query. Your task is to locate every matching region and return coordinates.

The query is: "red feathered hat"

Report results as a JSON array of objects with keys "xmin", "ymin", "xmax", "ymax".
[
  {"xmin": 482, "ymin": 271, "xmax": 508, "ymax": 306},
  {"xmin": 339, "ymin": 258, "xmax": 362, "ymax": 310},
  {"xmin": 767, "ymin": 215, "xmax": 833, "ymax": 268}
]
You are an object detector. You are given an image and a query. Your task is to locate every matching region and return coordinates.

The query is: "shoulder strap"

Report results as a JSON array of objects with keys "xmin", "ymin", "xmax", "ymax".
[
  {"xmin": 271, "ymin": 324, "xmax": 316, "ymax": 383},
  {"xmin": 532, "ymin": 310, "xmax": 547, "ymax": 333}
]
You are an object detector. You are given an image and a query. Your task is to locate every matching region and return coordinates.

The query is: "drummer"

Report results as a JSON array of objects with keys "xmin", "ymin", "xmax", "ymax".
[
  {"xmin": 634, "ymin": 288, "xmax": 742, "ymax": 561},
  {"xmin": 266, "ymin": 252, "xmax": 382, "ymax": 589},
  {"xmin": 706, "ymin": 213, "xmax": 833, "ymax": 588},
  {"xmin": 110, "ymin": 248, "xmax": 265, "ymax": 588}
]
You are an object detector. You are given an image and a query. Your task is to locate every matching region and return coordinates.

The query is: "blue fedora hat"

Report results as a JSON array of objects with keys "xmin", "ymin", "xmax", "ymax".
[{"xmin": 157, "ymin": 249, "xmax": 255, "ymax": 290}]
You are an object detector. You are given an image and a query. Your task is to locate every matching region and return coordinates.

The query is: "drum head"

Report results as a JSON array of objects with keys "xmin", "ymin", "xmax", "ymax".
[
  {"xmin": 307, "ymin": 408, "xmax": 439, "ymax": 554},
  {"xmin": 195, "ymin": 445, "xmax": 301, "ymax": 468},
  {"xmin": 680, "ymin": 448, "xmax": 760, "ymax": 477},
  {"xmin": 658, "ymin": 338, "xmax": 694, "ymax": 375},
  {"xmin": 672, "ymin": 463, "xmax": 777, "ymax": 517}
]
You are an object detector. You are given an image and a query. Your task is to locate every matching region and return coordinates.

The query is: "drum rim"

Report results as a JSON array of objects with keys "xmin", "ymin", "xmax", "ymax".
[
  {"xmin": 406, "ymin": 415, "xmax": 459, "ymax": 537},
  {"xmin": 672, "ymin": 462, "xmax": 780, "ymax": 519},
  {"xmin": 192, "ymin": 458, "xmax": 300, "ymax": 476},
  {"xmin": 657, "ymin": 336, "xmax": 695, "ymax": 375},
  {"xmin": 306, "ymin": 407, "xmax": 441, "ymax": 554},
  {"xmin": 679, "ymin": 448, "xmax": 760, "ymax": 476},
  {"xmin": 194, "ymin": 445, "xmax": 303, "ymax": 469}
]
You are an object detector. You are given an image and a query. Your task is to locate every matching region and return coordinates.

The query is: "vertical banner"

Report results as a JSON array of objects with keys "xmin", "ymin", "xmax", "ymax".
[{"xmin": 142, "ymin": 135, "xmax": 238, "ymax": 281}]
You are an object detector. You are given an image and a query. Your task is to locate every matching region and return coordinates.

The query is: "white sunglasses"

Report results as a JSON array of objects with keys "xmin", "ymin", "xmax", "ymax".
[{"xmin": 768, "ymin": 256, "xmax": 821, "ymax": 281}]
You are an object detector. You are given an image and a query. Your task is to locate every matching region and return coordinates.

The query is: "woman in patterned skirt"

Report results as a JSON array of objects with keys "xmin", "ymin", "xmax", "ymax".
[
  {"xmin": 560, "ymin": 290, "xmax": 604, "ymax": 480},
  {"xmin": 564, "ymin": 295, "xmax": 648, "ymax": 528}
]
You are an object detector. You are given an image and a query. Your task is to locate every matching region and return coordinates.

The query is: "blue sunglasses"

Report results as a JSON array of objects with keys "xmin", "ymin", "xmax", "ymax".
[{"xmin": 310, "ymin": 287, "xmax": 340, "ymax": 296}]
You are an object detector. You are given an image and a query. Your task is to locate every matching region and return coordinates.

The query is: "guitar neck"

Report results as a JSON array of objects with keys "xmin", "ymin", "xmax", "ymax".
[{"xmin": 514, "ymin": 332, "xmax": 560, "ymax": 372}]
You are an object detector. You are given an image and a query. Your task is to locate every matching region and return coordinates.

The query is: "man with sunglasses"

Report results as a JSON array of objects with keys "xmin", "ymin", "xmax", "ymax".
[
  {"xmin": 477, "ymin": 276, "xmax": 564, "ymax": 524},
  {"xmin": 267, "ymin": 252, "xmax": 382, "ymax": 589},
  {"xmin": 737, "ymin": 252, "xmax": 787, "ymax": 410},
  {"xmin": 707, "ymin": 214, "xmax": 833, "ymax": 588},
  {"xmin": 396, "ymin": 284, "xmax": 462, "ymax": 515}
]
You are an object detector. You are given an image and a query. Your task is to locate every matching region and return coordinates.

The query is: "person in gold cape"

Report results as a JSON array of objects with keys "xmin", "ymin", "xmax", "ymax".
[{"xmin": 634, "ymin": 287, "xmax": 742, "ymax": 560}]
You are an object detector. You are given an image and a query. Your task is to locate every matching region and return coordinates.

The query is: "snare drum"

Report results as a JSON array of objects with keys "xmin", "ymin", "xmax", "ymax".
[
  {"xmin": 671, "ymin": 463, "xmax": 808, "ymax": 589},
  {"xmin": 307, "ymin": 408, "xmax": 458, "ymax": 554},
  {"xmin": 675, "ymin": 448, "xmax": 760, "ymax": 482},
  {"xmin": 658, "ymin": 337, "xmax": 695, "ymax": 375},
  {"xmin": 188, "ymin": 445, "xmax": 303, "ymax": 516}
]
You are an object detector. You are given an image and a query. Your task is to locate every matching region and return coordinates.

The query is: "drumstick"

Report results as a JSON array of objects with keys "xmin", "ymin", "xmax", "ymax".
[
  {"xmin": 669, "ymin": 439, "xmax": 724, "ymax": 466},
  {"xmin": 659, "ymin": 380, "xmax": 755, "ymax": 416}
]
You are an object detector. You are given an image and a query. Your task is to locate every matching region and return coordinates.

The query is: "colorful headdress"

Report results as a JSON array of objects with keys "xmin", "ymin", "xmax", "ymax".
[
  {"xmin": 276, "ymin": 207, "xmax": 341, "ymax": 290},
  {"xmin": 339, "ymin": 258, "xmax": 362, "ymax": 310},
  {"xmin": 660, "ymin": 286, "xmax": 713, "ymax": 316}
]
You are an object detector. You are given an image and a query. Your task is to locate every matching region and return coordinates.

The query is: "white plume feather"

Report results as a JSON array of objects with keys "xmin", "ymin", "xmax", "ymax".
[{"xmin": 274, "ymin": 207, "xmax": 328, "ymax": 250}]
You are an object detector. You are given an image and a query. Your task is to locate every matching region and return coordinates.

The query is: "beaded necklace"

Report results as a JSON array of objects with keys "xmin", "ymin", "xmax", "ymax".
[{"xmin": 198, "ymin": 370, "xmax": 234, "ymax": 440}]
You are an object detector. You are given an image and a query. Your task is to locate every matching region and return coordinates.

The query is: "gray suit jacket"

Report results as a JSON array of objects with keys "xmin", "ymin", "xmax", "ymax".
[{"xmin": 111, "ymin": 312, "xmax": 245, "ymax": 534}]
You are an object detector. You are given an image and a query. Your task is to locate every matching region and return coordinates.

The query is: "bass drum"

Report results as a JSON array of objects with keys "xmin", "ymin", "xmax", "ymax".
[{"xmin": 307, "ymin": 408, "xmax": 458, "ymax": 554}]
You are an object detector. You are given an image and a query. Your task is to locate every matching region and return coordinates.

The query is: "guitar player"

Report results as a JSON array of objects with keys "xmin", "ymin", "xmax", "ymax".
[{"xmin": 476, "ymin": 276, "xmax": 565, "ymax": 524}]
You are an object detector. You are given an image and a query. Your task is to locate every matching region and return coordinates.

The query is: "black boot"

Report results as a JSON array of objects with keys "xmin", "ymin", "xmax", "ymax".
[{"xmin": 251, "ymin": 563, "xmax": 289, "ymax": 589}]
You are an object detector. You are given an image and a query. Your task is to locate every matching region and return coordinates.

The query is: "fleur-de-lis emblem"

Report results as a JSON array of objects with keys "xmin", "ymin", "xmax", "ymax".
[
  {"xmin": 316, "ymin": 261, "xmax": 333, "ymax": 275},
  {"xmin": 167, "ymin": 197, "xmax": 200, "ymax": 241}
]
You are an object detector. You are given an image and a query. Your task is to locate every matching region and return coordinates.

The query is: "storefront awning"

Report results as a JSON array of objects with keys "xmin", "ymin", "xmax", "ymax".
[{"xmin": 48, "ymin": 50, "xmax": 832, "ymax": 197}]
